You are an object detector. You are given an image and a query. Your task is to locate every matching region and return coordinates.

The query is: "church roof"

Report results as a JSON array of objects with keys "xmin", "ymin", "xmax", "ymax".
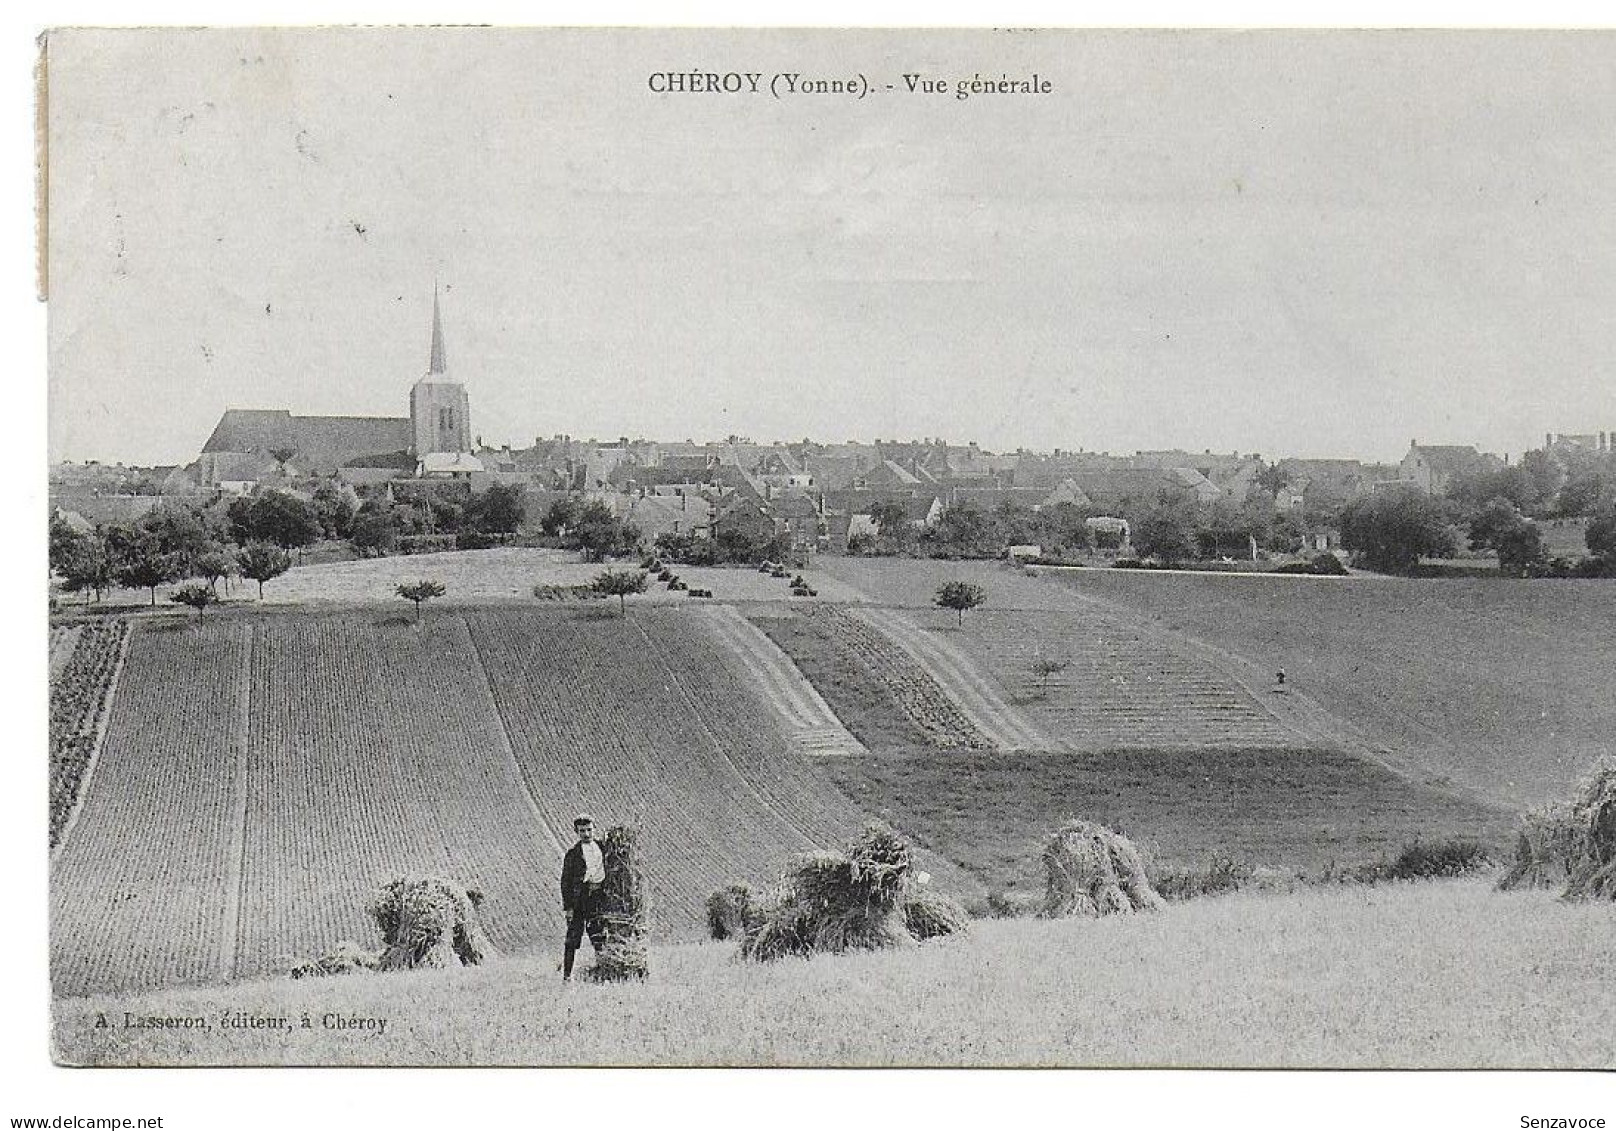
[{"xmin": 201, "ymin": 409, "xmax": 413, "ymax": 474}]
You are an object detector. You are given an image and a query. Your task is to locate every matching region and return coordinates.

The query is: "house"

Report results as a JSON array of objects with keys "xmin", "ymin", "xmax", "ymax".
[
  {"xmin": 1400, "ymin": 442, "xmax": 1503, "ymax": 495},
  {"xmin": 418, "ymin": 451, "xmax": 486, "ymax": 480},
  {"xmin": 624, "ymin": 491, "xmax": 715, "ymax": 543}
]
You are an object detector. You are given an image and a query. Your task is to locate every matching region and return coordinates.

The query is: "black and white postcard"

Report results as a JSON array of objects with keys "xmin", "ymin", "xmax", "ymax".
[{"xmin": 38, "ymin": 25, "xmax": 1616, "ymax": 1090}]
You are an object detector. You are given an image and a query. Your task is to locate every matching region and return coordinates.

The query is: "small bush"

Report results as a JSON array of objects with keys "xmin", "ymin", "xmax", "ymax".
[
  {"xmin": 1150, "ymin": 852, "xmax": 1258, "ymax": 901},
  {"xmin": 455, "ymin": 531, "xmax": 498, "ymax": 550},
  {"xmin": 1275, "ymin": 553, "xmax": 1349, "ymax": 576}
]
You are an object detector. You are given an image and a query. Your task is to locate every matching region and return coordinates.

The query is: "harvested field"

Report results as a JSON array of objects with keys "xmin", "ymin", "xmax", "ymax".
[
  {"xmin": 886, "ymin": 605, "xmax": 1296, "ymax": 751},
  {"xmin": 821, "ymin": 748, "xmax": 1516, "ymax": 895},
  {"xmin": 1039, "ymin": 568, "xmax": 1616, "ymax": 806},
  {"xmin": 465, "ymin": 606, "xmax": 974, "ymax": 937},
  {"xmin": 54, "ymin": 882, "xmax": 1616, "ymax": 1068},
  {"xmin": 233, "ymin": 613, "xmax": 561, "ymax": 980},
  {"xmin": 51, "ymin": 622, "xmax": 248, "ymax": 997},
  {"xmin": 747, "ymin": 605, "xmax": 992, "ymax": 751},
  {"xmin": 50, "ymin": 604, "xmax": 973, "ymax": 998}
]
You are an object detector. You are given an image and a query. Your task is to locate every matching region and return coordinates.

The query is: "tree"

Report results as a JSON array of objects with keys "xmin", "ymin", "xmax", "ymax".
[
  {"xmin": 867, "ymin": 500, "xmax": 913, "ymax": 547},
  {"xmin": 541, "ymin": 496, "xmax": 580, "ymax": 537},
  {"xmin": 109, "ymin": 527, "xmax": 179, "ymax": 606},
  {"xmin": 229, "ymin": 491, "xmax": 320, "ymax": 557},
  {"xmin": 1339, "ymin": 490, "xmax": 1458, "ymax": 574},
  {"xmin": 236, "ymin": 541, "xmax": 291, "ymax": 599},
  {"xmin": 591, "ymin": 569, "xmax": 649, "ymax": 616},
  {"xmin": 349, "ymin": 507, "xmax": 399, "ymax": 556},
  {"xmin": 1254, "ymin": 462, "xmax": 1291, "ymax": 501},
  {"xmin": 1494, "ymin": 521, "xmax": 1545, "ymax": 575},
  {"xmin": 572, "ymin": 499, "xmax": 640, "ymax": 561},
  {"xmin": 1467, "ymin": 496, "xmax": 1546, "ymax": 571},
  {"xmin": 193, "ymin": 546, "xmax": 236, "ymax": 594},
  {"xmin": 1586, "ymin": 505, "xmax": 1616, "ymax": 559},
  {"xmin": 1133, "ymin": 510, "xmax": 1194, "ymax": 563},
  {"xmin": 169, "ymin": 582, "xmax": 219, "ymax": 622},
  {"xmin": 1030, "ymin": 656, "xmax": 1070, "ymax": 697},
  {"xmin": 51, "ymin": 518, "xmax": 113, "ymax": 604},
  {"xmin": 397, "ymin": 579, "xmax": 447, "ymax": 623},
  {"xmin": 468, "ymin": 483, "xmax": 525, "ymax": 534},
  {"xmin": 135, "ymin": 502, "xmax": 223, "ymax": 577},
  {"xmin": 935, "ymin": 580, "xmax": 987, "ymax": 626},
  {"xmin": 311, "ymin": 482, "xmax": 357, "ymax": 540}
]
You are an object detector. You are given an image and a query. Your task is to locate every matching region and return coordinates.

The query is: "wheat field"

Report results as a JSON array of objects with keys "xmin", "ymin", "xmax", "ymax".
[{"xmin": 54, "ymin": 879, "xmax": 1615, "ymax": 1068}]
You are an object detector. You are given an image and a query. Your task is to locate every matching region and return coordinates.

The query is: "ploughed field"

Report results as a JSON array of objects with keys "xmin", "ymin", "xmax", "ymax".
[
  {"xmin": 817, "ymin": 558, "xmax": 1610, "ymax": 808},
  {"xmin": 744, "ymin": 600, "xmax": 1513, "ymax": 895},
  {"xmin": 1039, "ymin": 568, "xmax": 1616, "ymax": 808},
  {"xmin": 49, "ymin": 605, "xmax": 971, "ymax": 998}
]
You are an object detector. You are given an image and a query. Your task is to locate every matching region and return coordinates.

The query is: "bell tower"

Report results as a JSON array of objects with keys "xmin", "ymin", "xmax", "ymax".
[{"xmin": 410, "ymin": 286, "xmax": 472, "ymax": 456}]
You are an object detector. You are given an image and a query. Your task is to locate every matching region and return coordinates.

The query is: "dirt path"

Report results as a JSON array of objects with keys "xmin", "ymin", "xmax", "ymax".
[
  {"xmin": 846, "ymin": 607, "xmax": 1050, "ymax": 751},
  {"xmin": 698, "ymin": 605, "xmax": 867, "ymax": 758}
]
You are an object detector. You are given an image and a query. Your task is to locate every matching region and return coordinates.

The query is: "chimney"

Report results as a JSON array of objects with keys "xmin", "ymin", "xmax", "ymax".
[{"xmin": 1546, "ymin": 432, "xmax": 1553, "ymax": 449}]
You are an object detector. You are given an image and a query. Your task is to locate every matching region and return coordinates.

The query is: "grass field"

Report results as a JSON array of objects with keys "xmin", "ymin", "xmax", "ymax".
[
  {"xmin": 253, "ymin": 546, "xmax": 867, "ymax": 605},
  {"xmin": 819, "ymin": 557, "xmax": 1613, "ymax": 808},
  {"xmin": 49, "ymin": 604, "xmax": 974, "ymax": 998},
  {"xmin": 1040, "ymin": 568, "xmax": 1616, "ymax": 807},
  {"xmin": 53, "ymin": 880, "xmax": 1615, "ymax": 1068},
  {"xmin": 821, "ymin": 749, "xmax": 1516, "ymax": 896}
]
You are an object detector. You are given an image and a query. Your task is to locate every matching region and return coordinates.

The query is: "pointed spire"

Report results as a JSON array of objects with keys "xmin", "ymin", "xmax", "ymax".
[{"xmin": 428, "ymin": 282, "xmax": 447, "ymax": 375}]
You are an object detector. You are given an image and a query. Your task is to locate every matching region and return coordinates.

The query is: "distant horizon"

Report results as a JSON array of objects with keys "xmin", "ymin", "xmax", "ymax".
[{"xmin": 46, "ymin": 29, "xmax": 1616, "ymax": 470}]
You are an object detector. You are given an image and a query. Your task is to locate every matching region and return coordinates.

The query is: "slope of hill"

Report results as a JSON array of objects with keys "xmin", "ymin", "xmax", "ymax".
[
  {"xmin": 818, "ymin": 557, "xmax": 1609, "ymax": 807},
  {"xmin": 1040, "ymin": 569, "xmax": 1616, "ymax": 807},
  {"xmin": 50, "ymin": 606, "xmax": 974, "ymax": 998}
]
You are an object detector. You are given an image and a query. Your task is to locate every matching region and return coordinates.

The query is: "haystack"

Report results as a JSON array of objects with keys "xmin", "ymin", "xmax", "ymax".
[
  {"xmin": 367, "ymin": 877, "xmax": 493, "ymax": 970},
  {"xmin": 706, "ymin": 883, "xmax": 757, "ymax": 941},
  {"xmin": 742, "ymin": 825, "xmax": 916, "ymax": 962},
  {"xmin": 1496, "ymin": 803, "xmax": 1578, "ymax": 892},
  {"xmin": 1563, "ymin": 759, "xmax": 1616, "ymax": 902},
  {"xmin": 903, "ymin": 887, "xmax": 971, "ymax": 940},
  {"xmin": 1041, "ymin": 820, "xmax": 1164, "ymax": 918},
  {"xmin": 583, "ymin": 825, "xmax": 650, "ymax": 981}
]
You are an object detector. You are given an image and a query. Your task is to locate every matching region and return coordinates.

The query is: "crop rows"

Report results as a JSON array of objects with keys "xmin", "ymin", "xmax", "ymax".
[
  {"xmin": 50, "ymin": 622, "xmax": 246, "ymax": 997},
  {"xmin": 938, "ymin": 608, "xmax": 1295, "ymax": 751},
  {"xmin": 801, "ymin": 607, "xmax": 992, "ymax": 750},
  {"xmin": 49, "ymin": 624, "xmax": 83, "ymax": 679},
  {"xmin": 48, "ymin": 619, "xmax": 129, "ymax": 848},
  {"xmin": 466, "ymin": 608, "xmax": 823, "ymax": 933},
  {"xmin": 234, "ymin": 614, "xmax": 559, "ymax": 978}
]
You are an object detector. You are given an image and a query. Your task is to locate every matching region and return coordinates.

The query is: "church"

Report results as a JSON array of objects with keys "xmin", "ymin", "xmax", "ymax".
[{"xmin": 191, "ymin": 289, "xmax": 481, "ymax": 488}]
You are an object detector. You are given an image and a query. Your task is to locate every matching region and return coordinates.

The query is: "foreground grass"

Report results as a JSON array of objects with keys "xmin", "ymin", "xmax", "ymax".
[{"xmin": 55, "ymin": 881, "xmax": 1613, "ymax": 1068}]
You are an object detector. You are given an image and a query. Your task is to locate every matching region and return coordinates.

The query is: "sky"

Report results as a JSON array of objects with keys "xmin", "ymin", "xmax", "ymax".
[{"xmin": 45, "ymin": 28, "xmax": 1616, "ymax": 467}]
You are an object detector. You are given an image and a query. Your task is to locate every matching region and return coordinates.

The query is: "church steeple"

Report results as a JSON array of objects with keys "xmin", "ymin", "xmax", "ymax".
[
  {"xmin": 410, "ymin": 283, "xmax": 471, "ymax": 457},
  {"xmin": 428, "ymin": 283, "xmax": 447, "ymax": 375}
]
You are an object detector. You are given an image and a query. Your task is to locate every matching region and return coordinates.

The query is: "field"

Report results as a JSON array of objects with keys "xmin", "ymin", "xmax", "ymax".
[
  {"xmin": 50, "ymin": 604, "xmax": 972, "ymax": 998},
  {"xmin": 48, "ymin": 547, "xmax": 1606, "ymax": 1015},
  {"xmin": 53, "ymin": 880, "xmax": 1616, "ymax": 1068},
  {"xmin": 252, "ymin": 546, "xmax": 867, "ymax": 605},
  {"xmin": 1038, "ymin": 567, "xmax": 1616, "ymax": 807},
  {"xmin": 821, "ymin": 749, "xmax": 1515, "ymax": 895},
  {"xmin": 818, "ymin": 557, "xmax": 1613, "ymax": 807}
]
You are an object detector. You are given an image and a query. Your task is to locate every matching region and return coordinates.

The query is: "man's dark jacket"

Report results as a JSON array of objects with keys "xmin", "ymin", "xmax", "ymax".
[{"xmin": 561, "ymin": 843, "xmax": 603, "ymax": 914}]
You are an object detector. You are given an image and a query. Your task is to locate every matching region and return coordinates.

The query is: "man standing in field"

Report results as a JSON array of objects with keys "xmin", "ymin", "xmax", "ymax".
[{"xmin": 560, "ymin": 813, "xmax": 608, "ymax": 981}]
